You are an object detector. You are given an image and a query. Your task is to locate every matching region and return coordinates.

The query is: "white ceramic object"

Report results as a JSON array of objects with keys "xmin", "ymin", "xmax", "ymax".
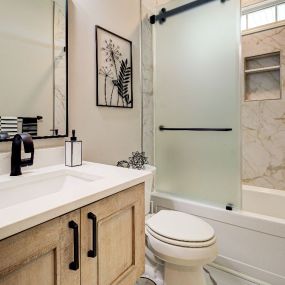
[
  {"xmin": 146, "ymin": 210, "xmax": 215, "ymax": 244},
  {"xmin": 146, "ymin": 210, "xmax": 217, "ymax": 285},
  {"xmin": 144, "ymin": 170, "xmax": 218, "ymax": 285},
  {"xmin": 0, "ymin": 170, "xmax": 99, "ymax": 210},
  {"xmin": 0, "ymin": 162, "xmax": 152, "ymax": 240},
  {"xmin": 243, "ymin": 184, "xmax": 285, "ymax": 219},
  {"xmin": 143, "ymin": 165, "xmax": 156, "ymax": 214}
]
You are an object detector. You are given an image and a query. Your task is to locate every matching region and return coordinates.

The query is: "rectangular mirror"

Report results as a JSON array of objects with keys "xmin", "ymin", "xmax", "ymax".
[{"xmin": 0, "ymin": 0, "xmax": 68, "ymax": 141}]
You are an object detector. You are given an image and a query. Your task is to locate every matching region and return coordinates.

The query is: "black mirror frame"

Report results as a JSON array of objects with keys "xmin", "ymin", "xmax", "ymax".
[{"xmin": 0, "ymin": 0, "xmax": 69, "ymax": 142}]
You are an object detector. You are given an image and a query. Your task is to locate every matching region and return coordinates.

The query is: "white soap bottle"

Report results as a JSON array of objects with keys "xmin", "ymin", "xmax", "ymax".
[{"xmin": 65, "ymin": 130, "xmax": 82, "ymax": 167}]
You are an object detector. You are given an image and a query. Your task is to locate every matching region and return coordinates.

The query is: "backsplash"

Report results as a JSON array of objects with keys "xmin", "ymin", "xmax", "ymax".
[{"xmin": 0, "ymin": 146, "xmax": 64, "ymax": 175}]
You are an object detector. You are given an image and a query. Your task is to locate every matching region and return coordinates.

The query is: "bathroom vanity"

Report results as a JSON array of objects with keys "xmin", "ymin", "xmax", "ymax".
[{"xmin": 0, "ymin": 162, "xmax": 151, "ymax": 285}]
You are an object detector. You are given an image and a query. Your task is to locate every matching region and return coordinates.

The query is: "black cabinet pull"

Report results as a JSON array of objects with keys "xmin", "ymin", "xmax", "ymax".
[
  {"xmin": 69, "ymin": 220, "xmax": 79, "ymax": 271},
  {"xmin": 159, "ymin": 125, "xmax": 232, "ymax": 132},
  {"xmin": 87, "ymin": 212, "xmax": 97, "ymax": 258}
]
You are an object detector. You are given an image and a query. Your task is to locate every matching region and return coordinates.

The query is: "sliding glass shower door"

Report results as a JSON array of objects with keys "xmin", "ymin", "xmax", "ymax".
[{"xmin": 154, "ymin": 0, "xmax": 241, "ymax": 208}]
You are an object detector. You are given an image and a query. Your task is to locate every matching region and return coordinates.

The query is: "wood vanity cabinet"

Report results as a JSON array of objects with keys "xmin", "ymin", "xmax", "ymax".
[
  {"xmin": 0, "ymin": 210, "xmax": 81, "ymax": 285},
  {"xmin": 81, "ymin": 183, "xmax": 145, "ymax": 285},
  {"xmin": 0, "ymin": 183, "xmax": 145, "ymax": 285}
]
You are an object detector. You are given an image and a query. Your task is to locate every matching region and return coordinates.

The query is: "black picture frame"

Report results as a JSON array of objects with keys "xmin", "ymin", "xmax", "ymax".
[{"xmin": 95, "ymin": 26, "xmax": 133, "ymax": 109}]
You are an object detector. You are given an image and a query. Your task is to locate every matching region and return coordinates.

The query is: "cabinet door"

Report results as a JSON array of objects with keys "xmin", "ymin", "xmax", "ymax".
[
  {"xmin": 81, "ymin": 184, "xmax": 145, "ymax": 285},
  {"xmin": 0, "ymin": 210, "xmax": 81, "ymax": 285}
]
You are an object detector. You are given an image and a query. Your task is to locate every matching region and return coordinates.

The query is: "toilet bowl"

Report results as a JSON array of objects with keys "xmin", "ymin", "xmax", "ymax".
[
  {"xmin": 144, "ymin": 166, "xmax": 218, "ymax": 285},
  {"xmin": 146, "ymin": 210, "xmax": 217, "ymax": 285}
]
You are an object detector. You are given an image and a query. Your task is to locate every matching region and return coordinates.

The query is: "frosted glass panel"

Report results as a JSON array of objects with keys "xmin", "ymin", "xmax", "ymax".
[
  {"xmin": 247, "ymin": 7, "xmax": 275, "ymax": 29},
  {"xmin": 154, "ymin": 0, "xmax": 241, "ymax": 207}
]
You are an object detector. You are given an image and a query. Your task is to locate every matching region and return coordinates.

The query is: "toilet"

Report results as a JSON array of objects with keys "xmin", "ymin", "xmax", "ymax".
[{"xmin": 144, "ymin": 166, "xmax": 218, "ymax": 285}]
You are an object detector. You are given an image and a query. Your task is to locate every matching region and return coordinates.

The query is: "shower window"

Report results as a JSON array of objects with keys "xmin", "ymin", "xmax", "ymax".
[
  {"xmin": 241, "ymin": 15, "xmax": 247, "ymax": 31},
  {"xmin": 278, "ymin": 3, "xmax": 285, "ymax": 20},
  {"xmin": 247, "ymin": 7, "xmax": 276, "ymax": 29},
  {"xmin": 242, "ymin": 1, "xmax": 285, "ymax": 32}
]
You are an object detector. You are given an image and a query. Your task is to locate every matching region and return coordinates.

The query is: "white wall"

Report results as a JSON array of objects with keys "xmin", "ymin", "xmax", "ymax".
[{"xmin": 69, "ymin": 0, "xmax": 142, "ymax": 165}]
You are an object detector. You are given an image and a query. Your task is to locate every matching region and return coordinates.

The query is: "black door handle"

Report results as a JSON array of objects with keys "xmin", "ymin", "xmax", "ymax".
[
  {"xmin": 87, "ymin": 212, "xmax": 97, "ymax": 258},
  {"xmin": 69, "ymin": 220, "xmax": 79, "ymax": 270}
]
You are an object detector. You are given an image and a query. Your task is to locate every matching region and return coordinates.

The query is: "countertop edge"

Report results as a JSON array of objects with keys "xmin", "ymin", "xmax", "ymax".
[{"xmin": 0, "ymin": 172, "xmax": 150, "ymax": 241}]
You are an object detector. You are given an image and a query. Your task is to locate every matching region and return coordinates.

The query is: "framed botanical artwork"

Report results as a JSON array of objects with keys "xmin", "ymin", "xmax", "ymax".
[{"xmin": 96, "ymin": 26, "xmax": 133, "ymax": 108}]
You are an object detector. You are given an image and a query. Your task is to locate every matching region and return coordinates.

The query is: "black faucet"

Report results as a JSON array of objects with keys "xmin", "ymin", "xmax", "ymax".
[{"xmin": 10, "ymin": 133, "xmax": 34, "ymax": 176}]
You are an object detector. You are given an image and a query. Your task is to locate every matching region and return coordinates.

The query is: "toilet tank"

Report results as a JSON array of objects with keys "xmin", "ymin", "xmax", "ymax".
[{"xmin": 143, "ymin": 165, "xmax": 156, "ymax": 215}]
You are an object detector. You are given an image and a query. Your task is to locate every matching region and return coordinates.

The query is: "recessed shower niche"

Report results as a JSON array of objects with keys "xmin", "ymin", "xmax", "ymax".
[{"xmin": 244, "ymin": 52, "xmax": 281, "ymax": 101}]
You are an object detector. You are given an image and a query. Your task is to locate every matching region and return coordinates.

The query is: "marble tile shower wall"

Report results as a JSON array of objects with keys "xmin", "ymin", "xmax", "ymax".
[
  {"xmin": 142, "ymin": 1, "xmax": 154, "ymax": 164},
  {"xmin": 241, "ymin": 0, "xmax": 262, "ymax": 7},
  {"xmin": 155, "ymin": 0, "xmax": 172, "ymax": 5},
  {"xmin": 141, "ymin": 0, "xmax": 173, "ymax": 164},
  {"xmin": 242, "ymin": 26, "xmax": 285, "ymax": 190}
]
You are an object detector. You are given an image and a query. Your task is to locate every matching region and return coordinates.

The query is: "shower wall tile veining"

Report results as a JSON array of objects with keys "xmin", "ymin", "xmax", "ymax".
[
  {"xmin": 244, "ymin": 52, "xmax": 281, "ymax": 101},
  {"xmin": 242, "ymin": 25, "xmax": 285, "ymax": 190},
  {"xmin": 141, "ymin": 0, "xmax": 173, "ymax": 165},
  {"xmin": 142, "ymin": 1, "xmax": 154, "ymax": 164}
]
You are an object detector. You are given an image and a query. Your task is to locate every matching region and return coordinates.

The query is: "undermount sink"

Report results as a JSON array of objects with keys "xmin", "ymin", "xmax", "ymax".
[{"xmin": 0, "ymin": 170, "xmax": 100, "ymax": 210}]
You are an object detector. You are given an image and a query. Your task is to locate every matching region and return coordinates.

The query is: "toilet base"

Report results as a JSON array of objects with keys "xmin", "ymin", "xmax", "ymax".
[{"xmin": 164, "ymin": 263, "xmax": 206, "ymax": 285}]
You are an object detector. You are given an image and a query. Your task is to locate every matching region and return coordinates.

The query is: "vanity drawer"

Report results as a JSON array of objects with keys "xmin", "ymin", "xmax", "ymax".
[{"xmin": 0, "ymin": 210, "xmax": 81, "ymax": 285}]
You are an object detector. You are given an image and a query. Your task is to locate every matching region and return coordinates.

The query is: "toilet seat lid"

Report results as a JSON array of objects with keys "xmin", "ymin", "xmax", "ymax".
[{"xmin": 146, "ymin": 210, "xmax": 215, "ymax": 243}]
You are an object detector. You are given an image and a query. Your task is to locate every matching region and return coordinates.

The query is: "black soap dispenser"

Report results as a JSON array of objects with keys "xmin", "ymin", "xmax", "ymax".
[{"xmin": 65, "ymin": 130, "xmax": 82, "ymax": 167}]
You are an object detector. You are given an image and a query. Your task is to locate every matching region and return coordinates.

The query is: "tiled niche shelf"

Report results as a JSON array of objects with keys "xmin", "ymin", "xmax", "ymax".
[{"xmin": 244, "ymin": 52, "xmax": 281, "ymax": 101}]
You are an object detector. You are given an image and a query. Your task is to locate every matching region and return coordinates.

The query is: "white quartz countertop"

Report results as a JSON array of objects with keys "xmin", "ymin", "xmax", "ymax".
[{"xmin": 0, "ymin": 162, "xmax": 152, "ymax": 240}]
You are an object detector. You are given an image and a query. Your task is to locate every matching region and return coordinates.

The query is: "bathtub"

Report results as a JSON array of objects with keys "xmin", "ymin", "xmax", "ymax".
[
  {"xmin": 151, "ymin": 191, "xmax": 285, "ymax": 284},
  {"xmin": 243, "ymin": 184, "xmax": 285, "ymax": 219}
]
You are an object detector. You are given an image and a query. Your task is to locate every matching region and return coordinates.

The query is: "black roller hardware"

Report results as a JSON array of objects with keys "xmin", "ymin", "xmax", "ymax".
[
  {"xmin": 150, "ymin": 0, "xmax": 229, "ymax": 24},
  {"xmin": 226, "ymin": 203, "xmax": 234, "ymax": 211},
  {"xmin": 87, "ymin": 212, "xmax": 97, "ymax": 258},
  {"xmin": 69, "ymin": 220, "xmax": 79, "ymax": 271}
]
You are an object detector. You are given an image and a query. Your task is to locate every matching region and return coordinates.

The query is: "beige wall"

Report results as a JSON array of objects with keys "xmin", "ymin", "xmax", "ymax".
[
  {"xmin": 0, "ymin": 0, "xmax": 142, "ymax": 167},
  {"xmin": 0, "ymin": 138, "xmax": 64, "ymax": 153},
  {"xmin": 69, "ymin": 0, "xmax": 142, "ymax": 165},
  {"xmin": 140, "ymin": 0, "xmax": 169, "ymax": 9},
  {"xmin": 156, "ymin": 0, "xmax": 172, "ymax": 5}
]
